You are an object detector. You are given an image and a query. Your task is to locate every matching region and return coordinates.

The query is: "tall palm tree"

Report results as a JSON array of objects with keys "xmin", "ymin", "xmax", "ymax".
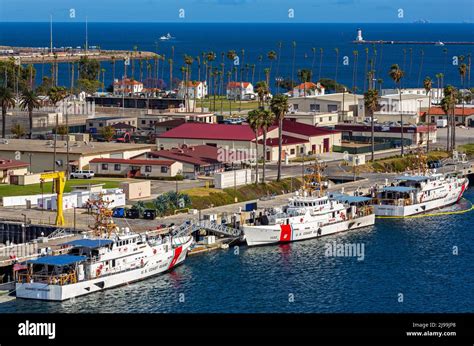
[
  {"xmin": 168, "ymin": 58, "xmax": 173, "ymax": 90},
  {"xmin": 260, "ymin": 109, "xmax": 275, "ymax": 183},
  {"xmin": 423, "ymin": 76, "xmax": 433, "ymax": 152},
  {"xmin": 270, "ymin": 94, "xmax": 289, "ymax": 181},
  {"xmin": 318, "ymin": 48, "xmax": 324, "ymax": 81},
  {"xmin": 206, "ymin": 52, "xmax": 216, "ymax": 96},
  {"xmin": 226, "ymin": 50, "xmax": 237, "ymax": 81},
  {"xmin": 111, "ymin": 56, "xmax": 116, "ymax": 82},
  {"xmin": 459, "ymin": 63, "xmax": 467, "ymax": 88},
  {"xmin": 267, "ymin": 50, "xmax": 277, "ymax": 93},
  {"xmin": 276, "ymin": 42, "xmax": 283, "ymax": 93},
  {"xmin": 247, "ymin": 109, "xmax": 263, "ymax": 184},
  {"xmin": 291, "ymin": 41, "xmax": 297, "ymax": 89},
  {"xmin": 48, "ymin": 86, "xmax": 68, "ymax": 172},
  {"xmin": 251, "ymin": 64, "xmax": 256, "ymax": 85},
  {"xmin": 363, "ymin": 47, "xmax": 369, "ymax": 92},
  {"xmin": 263, "ymin": 68, "xmax": 271, "ymax": 92},
  {"xmin": 311, "ymin": 47, "xmax": 317, "ymax": 80},
  {"xmin": 257, "ymin": 55, "xmax": 263, "ymax": 82},
  {"xmin": 19, "ymin": 89, "xmax": 40, "ymax": 139},
  {"xmin": 297, "ymin": 69, "xmax": 312, "ymax": 97},
  {"xmin": 0, "ymin": 87, "xmax": 15, "ymax": 138},
  {"xmin": 389, "ymin": 64, "xmax": 405, "ymax": 156},
  {"xmin": 467, "ymin": 53, "xmax": 472, "ymax": 88},
  {"xmin": 255, "ymin": 81, "xmax": 269, "ymax": 109},
  {"xmin": 364, "ymin": 88, "xmax": 379, "ymax": 161},
  {"xmin": 441, "ymin": 85, "xmax": 458, "ymax": 152}
]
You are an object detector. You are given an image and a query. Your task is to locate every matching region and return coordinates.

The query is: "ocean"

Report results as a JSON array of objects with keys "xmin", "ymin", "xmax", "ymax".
[{"xmin": 1, "ymin": 22, "xmax": 473, "ymax": 91}]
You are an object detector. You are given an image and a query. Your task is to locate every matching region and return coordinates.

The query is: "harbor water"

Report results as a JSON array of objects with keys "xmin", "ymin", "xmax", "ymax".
[{"xmin": 1, "ymin": 187, "xmax": 473, "ymax": 313}]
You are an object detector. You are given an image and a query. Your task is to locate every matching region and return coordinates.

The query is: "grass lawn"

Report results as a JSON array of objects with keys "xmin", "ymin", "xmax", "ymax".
[
  {"xmin": 0, "ymin": 178, "xmax": 124, "ymax": 197},
  {"xmin": 458, "ymin": 144, "xmax": 474, "ymax": 156},
  {"xmin": 363, "ymin": 151, "xmax": 450, "ymax": 173},
  {"xmin": 196, "ymin": 97, "xmax": 260, "ymax": 113}
]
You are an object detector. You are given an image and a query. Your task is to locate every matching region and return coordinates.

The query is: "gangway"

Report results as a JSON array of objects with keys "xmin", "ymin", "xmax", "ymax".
[{"xmin": 171, "ymin": 220, "xmax": 243, "ymax": 239}]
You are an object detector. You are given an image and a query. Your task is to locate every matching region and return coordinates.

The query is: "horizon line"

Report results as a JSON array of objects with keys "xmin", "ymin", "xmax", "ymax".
[{"xmin": 0, "ymin": 21, "xmax": 472, "ymax": 24}]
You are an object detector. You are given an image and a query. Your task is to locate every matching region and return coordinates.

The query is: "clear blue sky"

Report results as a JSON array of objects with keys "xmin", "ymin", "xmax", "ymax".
[{"xmin": 0, "ymin": 0, "xmax": 473, "ymax": 23}]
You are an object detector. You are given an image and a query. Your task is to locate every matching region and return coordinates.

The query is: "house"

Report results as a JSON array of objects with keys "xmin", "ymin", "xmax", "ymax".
[
  {"xmin": 0, "ymin": 139, "xmax": 154, "ymax": 173},
  {"xmin": 177, "ymin": 81, "xmax": 208, "ymax": 99},
  {"xmin": 226, "ymin": 82, "xmax": 254, "ymax": 100},
  {"xmin": 113, "ymin": 78, "xmax": 144, "ymax": 95},
  {"xmin": 157, "ymin": 121, "xmax": 341, "ymax": 162},
  {"xmin": 290, "ymin": 93, "xmax": 364, "ymax": 122},
  {"xmin": 381, "ymin": 88, "xmax": 444, "ymax": 104},
  {"xmin": 423, "ymin": 106, "xmax": 474, "ymax": 126},
  {"xmin": 285, "ymin": 112, "xmax": 339, "ymax": 127},
  {"xmin": 146, "ymin": 145, "xmax": 234, "ymax": 178},
  {"xmin": 111, "ymin": 122, "xmax": 136, "ymax": 135},
  {"xmin": 154, "ymin": 119, "xmax": 186, "ymax": 136},
  {"xmin": 0, "ymin": 158, "xmax": 29, "ymax": 184},
  {"xmin": 89, "ymin": 158, "xmax": 183, "ymax": 178},
  {"xmin": 292, "ymin": 82, "xmax": 325, "ymax": 98},
  {"xmin": 86, "ymin": 116, "xmax": 138, "ymax": 134},
  {"xmin": 334, "ymin": 123, "xmax": 437, "ymax": 147}
]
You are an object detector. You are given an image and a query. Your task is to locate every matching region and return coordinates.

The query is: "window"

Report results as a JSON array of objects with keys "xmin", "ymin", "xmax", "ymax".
[
  {"xmin": 328, "ymin": 104, "xmax": 338, "ymax": 112},
  {"xmin": 89, "ymin": 123, "xmax": 93, "ymax": 127},
  {"xmin": 290, "ymin": 149, "xmax": 295, "ymax": 155},
  {"xmin": 310, "ymin": 104, "xmax": 320, "ymax": 112},
  {"xmin": 328, "ymin": 116, "xmax": 332, "ymax": 122},
  {"xmin": 101, "ymin": 163, "xmax": 109, "ymax": 170},
  {"xmin": 141, "ymin": 120, "xmax": 146, "ymax": 125},
  {"xmin": 99, "ymin": 123, "xmax": 103, "ymax": 127},
  {"xmin": 300, "ymin": 147, "xmax": 304, "ymax": 153},
  {"xmin": 161, "ymin": 166, "xmax": 168, "ymax": 173},
  {"xmin": 293, "ymin": 104, "xmax": 299, "ymax": 110},
  {"xmin": 114, "ymin": 164, "xmax": 121, "ymax": 171},
  {"xmin": 145, "ymin": 166, "xmax": 152, "ymax": 173}
]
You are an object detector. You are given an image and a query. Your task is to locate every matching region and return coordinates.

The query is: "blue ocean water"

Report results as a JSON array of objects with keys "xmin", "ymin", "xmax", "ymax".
[
  {"xmin": 0, "ymin": 23, "xmax": 473, "ymax": 91},
  {"xmin": 1, "ymin": 188, "xmax": 473, "ymax": 313}
]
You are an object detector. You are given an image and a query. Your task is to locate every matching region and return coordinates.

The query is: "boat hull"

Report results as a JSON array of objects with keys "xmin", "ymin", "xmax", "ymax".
[
  {"xmin": 243, "ymin": 214, "xmax": 375, "ymax": 247},
  {"xmin": 374, "ymin": 180, "xmax": 469, "ymax": 217},
  {"xmin": 15, "ymin": 238, "xmax": 193, "ymax": 301}
]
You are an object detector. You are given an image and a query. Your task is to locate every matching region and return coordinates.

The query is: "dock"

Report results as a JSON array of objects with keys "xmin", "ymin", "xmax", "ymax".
[{"xmin": 353, "ymin": 40, "xmax": 474, "ymax": 46}]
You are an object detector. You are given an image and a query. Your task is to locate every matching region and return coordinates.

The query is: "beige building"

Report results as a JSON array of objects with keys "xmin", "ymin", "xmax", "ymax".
[
  {"xmin": 0, "ymin": 139, "xmax": 154, "ymax": 173},
  {"xmin": 285, "ymin": 112, "xmax": 339, "ymax": 127},
  {"xmin": 89, "ymin": 158, "xmax": 182, "ymax": 178},
  {"xmin": 0, "ymin": 158, "xmax": 29, "ymax": 184},
  {"xmin": 86, "ymin": 116, "xmax": 138, "ymax": 133}
]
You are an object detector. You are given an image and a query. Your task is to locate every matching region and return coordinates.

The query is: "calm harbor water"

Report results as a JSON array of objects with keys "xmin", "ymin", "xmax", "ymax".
[
  {"xmin": 1, "ymin": 188, "xmax": 473, "ymax": 313},
  {"xmin": 1, "ymin": 23, "xmax": 473, "ymax": 91}
]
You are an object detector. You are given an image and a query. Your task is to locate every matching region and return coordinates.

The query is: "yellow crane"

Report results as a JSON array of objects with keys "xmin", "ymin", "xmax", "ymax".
[{"xmin": 40, "ymin": 171, "xmax": 66, "ymax": 226}]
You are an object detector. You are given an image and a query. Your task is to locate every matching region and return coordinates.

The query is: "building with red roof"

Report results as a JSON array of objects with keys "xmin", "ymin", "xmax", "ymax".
[
  {"xmin": 423, "ymin": 106, "xmax": 474, "ymax": 126},
  {"xmin": 0, "ymin": 158, "xmax": 30, "ymax": 184},
  {"xmin": 89, "ymin": 158, "xmax": 182, "ymax": 178},
  {"xmin": 177, "ymin": 80, "xmax": 208, "ymax": 99},
  {"xmin": 113, "ymin": 78, "xmax": 144, "ymax": 95},
  {"xmin": 157, "ymin": 121, "xmax": 341, "ymax": 162},
  {"xmin": 292, "ymin": 82, "xmax": 325, "ymax": 98}
]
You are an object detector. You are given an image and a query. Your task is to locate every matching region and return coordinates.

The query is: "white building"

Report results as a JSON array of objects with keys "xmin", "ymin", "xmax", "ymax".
[
  {"xmin": 226, "ymin": 82, "xmax": 254, "ymax": 100},
  {"xmin": 178, "ymin": 81, "xmax": 208, "ymax": 100},
  {"xmin": 381, "ymin": 88, "xmax": 443, "ymax": 104},
  {"xmin": 292, "ymin": 82, "xmax": 325, "ymax": 98},
  {"xmin": 113, "ymin": 78, "xmax": 144, "ymax": 96}
]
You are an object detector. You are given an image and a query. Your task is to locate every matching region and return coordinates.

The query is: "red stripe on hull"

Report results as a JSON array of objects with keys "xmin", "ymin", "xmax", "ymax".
[
  {"xmin": 279, "ymin": 224, "xmax": 292, "ymax": 242},
  {"xmin": 168, "ymin": 246, "xmax": 183, "ymax": 269}
]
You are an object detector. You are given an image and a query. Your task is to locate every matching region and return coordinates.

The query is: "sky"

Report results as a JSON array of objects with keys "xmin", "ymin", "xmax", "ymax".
[{"xmin": 0, "ymin": 0, "xmax": 473, "ymax": 23}]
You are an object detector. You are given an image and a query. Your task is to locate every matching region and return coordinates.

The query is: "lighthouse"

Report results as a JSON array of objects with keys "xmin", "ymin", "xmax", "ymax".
[{"xmin": 356, "ymin": 28, "xmax": 363, "ymax": 42}]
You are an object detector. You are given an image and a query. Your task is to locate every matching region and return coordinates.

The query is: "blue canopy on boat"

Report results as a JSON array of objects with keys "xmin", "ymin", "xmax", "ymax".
[
  {"xmin": 27, "ymin": 255, "xmax": 87, "ymax": 266},
  {"xmin": 63, "ymin": 239, "xmax": 113, "ymax": 249},
  {"xmin": 395, "ymin": 175, "xmax": 429, "ymax": 182},
  {"xmin": 382, "ymin": 186, "xmax": 416, "ymax": 193}
]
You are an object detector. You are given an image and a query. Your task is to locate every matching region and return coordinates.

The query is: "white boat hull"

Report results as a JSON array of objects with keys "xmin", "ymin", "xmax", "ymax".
[
  {"xmin": 374, "ymin": 180, "xmax": 469, "ymax": 217},
  {"xmin": 243, "ymin": 214, "xmax": 375, "ymax": 247},
  {"xmin": 15, "ymin": 238, "xmax": 193, "ymax": 301}
]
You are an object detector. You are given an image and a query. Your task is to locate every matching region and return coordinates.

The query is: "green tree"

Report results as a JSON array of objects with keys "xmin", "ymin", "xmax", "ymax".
[
  {"xmin": 364, "ymin": 88, "xmax": 379, "ymax": 161},
  {"xmin": 100, "ymin": 125, "xmax": 116, "ymax": 142},
  {"xmin": 441, "ymin": 85, "xmax": 458, "ymax": 152},
  {"xmin": 270, "ymin": 94, "xmax": 289, "ymax": 182},
  {"xmin": 388, "ymin": 64, "xmax": 405, "ymax": 156},
  {"xmin": 423, "ymin": 76, "xmax": 433, "ymax": 152},
  {"xmin": 10, "ymin": 124, "xmax": 25, "ymax": 139},
  {"xmin": 255, "ymin": 81, "xmax": 269, "ymax": 109},
  {"xmin": 297, "ymin": 69, "xmax": 312, "ymax": 97},
  {"xmin": 247, "ymin": 109, "xmax": 263, "ymax": 183},
  {"xmin": 78, "ymin": 56, "xmax": 100, "ymax": 81},
  {"xmin": 0, "ymin": 87, "xmax": 15, "ymax": 138},
  {"xmin": 260, "ymin": 109, "xmax": 275, "ymax": 183},
  {"xmin": 19, "ymin": 89, "xmax": 40, "ymax": 139}
]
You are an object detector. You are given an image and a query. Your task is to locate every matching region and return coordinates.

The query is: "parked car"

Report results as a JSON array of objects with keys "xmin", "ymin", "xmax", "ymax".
[{"xmin": 70, "ymin": 170, "xmax": 95, "ymax": 179}]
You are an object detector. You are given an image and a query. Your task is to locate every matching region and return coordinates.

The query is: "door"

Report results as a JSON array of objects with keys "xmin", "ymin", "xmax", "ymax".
[{"xmin": 323, "ymin": 138, "xmax": 330, "ymax": 152}]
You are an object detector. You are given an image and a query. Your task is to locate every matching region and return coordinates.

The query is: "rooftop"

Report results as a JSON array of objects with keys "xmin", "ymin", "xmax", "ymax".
[
  {"xmin": 26, "ymin": 254, "xmax": 87, "ymax": 266},
  {"xmin": 259, "ymin": 135, "xmax": 309, "ymax": 147},
  {"xmin": 381, "ymin": 94, "xmax": 430, "ymax": 100},
  {"xmin": 0, "ymin": 158, "xmax": 29, "ymax": 169},
  {"xmin": 227, "ymin": 82, "xmax": 252, "ymax": 88},
  {"xmin": 292, "ymin": 93, "xmax": 364, "ymax": 102},
  {"xmin": 90, "ymin": 158, "xmax": 175, "ymax": 166},
  {"xmin": 149, "ymin": 144, "xmax": 247, "ymax": 165},
  {"xmin": 424, "ymin": 106, "xmax": 474, "ymax": 116},
  {"xmin": 282, "ymin": 119, "xmax": 340, "ymax": 136},
  {"xmin": 158, "ymin": 123, "xmax": 265, "ymax": 141},
  {"xmin": 0, "ymin": 139, "xmax": 154, "ymax": 155}
]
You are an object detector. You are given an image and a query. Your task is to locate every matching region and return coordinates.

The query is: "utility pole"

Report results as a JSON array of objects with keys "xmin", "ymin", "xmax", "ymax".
[{"xmin": 50, "ymin": 15, "xmax": 53, "ymax": 54}]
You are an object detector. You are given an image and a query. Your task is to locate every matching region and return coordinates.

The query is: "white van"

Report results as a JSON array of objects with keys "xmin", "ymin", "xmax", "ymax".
[{"xmin": 70, "ymin": 170, "xmax": 95, "ymax": 179}]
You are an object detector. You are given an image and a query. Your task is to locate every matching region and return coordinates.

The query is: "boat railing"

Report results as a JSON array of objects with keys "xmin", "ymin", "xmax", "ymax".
[
  {"xmin": 17, "ymin": 272, "xmax": 78, "ymax": 286},
  {"xmin": 374, "ymin": 198, "xmax": 411, "ymax": 206}
]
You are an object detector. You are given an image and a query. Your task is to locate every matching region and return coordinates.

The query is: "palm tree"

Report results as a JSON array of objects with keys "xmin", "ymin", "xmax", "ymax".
[
  {"xmin": 270, "ymin": 94, "xmax": 289, "ymax": 182},
  {"xmin": 276, "ymin": 42, "xmax": 283, "ymax": 93},
  {"xmin": 206, "ymin": 52, "xmax": 216, "ymax": 96},
  {"xmin": 389, "ymin": 64, "xmax": 405, "ymax": 156},
  {"xmin": 267, "ymin": 50, "xmax": 277, "ymax": 93},
  {"xmin": 459, "ymin": 63, "xmax": 467, "ymax": 88},
  {"xmin": 260, "ymin": 109, "xmax": 275, "ymax": 183},
  {"xmin": 0, "ymin": 87, "xmax": 15, "ymax": 138},
  {"xmin": 297, "ymin": 69, "xmax": 312, "ymax": 97},
  {"xmin": 48, "ymin": 86, "xmax": 68, "ymax": 172},
  {"xmin": 111, "ymin": 56, "xmax": 116, "ymax": 82},
  {"xmin": 318, "ymin": 48, "xmax": 324, "ymax": 81},
  {"xmin": 10, "ymin": 124, "xmax": 25, "ymax": 139},
  {"xmin": 247, "ymin": 110, "xmax": 263, "ymax": 184},
  {"xmin": 291, "ymin": 41, "xmax": 297, "ymax": 89},
  {"xmin": 441, "ymin": 85, "xmax": 458, "ymax": 152},
  {"xmin": 423, "ymin": 76, "xmax": 433, "ymax": 152},
  {"xmin": 19, "ymin": 89, "xmax": 40, "ymax": 139},
  {"xmin": 255, "ymin": 81, "xmax": 269, "ymax": 109},
  {"xmin": 168, "ymin": 58, "xmax": 173, "ymax": 90},
  {"xmin": 364, "ymin": 88, "xmax": 379, "ymax": 161},
  {"xmin": 264, "ymin": 68, "xmax": 271, "ymax": 91},
  {"xmin": 257, "ymin": 55, "xmax": 263, "ymax": 82},
  {"xmin": 226, "ymin": 50, "xmax": 237, "ymax": 81},
  {"xmin": 363, "ymin": 47, "xmax": 369, "ymax": 92},
  {"xmin": 251, "ymin": 64, "xmax": 256, "ymax": 85}
]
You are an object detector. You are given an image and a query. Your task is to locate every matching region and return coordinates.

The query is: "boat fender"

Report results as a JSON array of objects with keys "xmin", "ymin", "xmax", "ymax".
[
  {"xmin": 317, "ymin": 228, "xmax": 322, "ymax": 236},
  {"xmin": 153, "ymin": 249, "xmax": 157, "ymax": 255},
  {"xmin": 141, "ymin": 259, "xmax": 145, "ymax": 267},
  {"xmin": 96, "ymin": 268, "xmax": 101, "ymax": 277}
]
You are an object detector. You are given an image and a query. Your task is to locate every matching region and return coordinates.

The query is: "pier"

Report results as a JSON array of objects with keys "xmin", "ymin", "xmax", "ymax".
[{"xmin": 353, "ymin": 40, "xmax": 474, "ymax": 45}]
